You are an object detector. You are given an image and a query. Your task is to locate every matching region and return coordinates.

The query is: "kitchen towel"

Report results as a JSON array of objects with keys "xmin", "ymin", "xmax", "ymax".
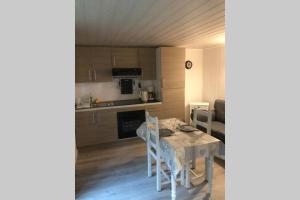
[{"xmin": 120, "ymin": 79, "xmax": 133, "ymax": 94}]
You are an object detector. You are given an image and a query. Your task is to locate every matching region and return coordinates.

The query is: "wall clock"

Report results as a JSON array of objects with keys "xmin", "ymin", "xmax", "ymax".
[{"xmin": 185, "ymin": 60, "xmax": 193, "ymax": 69}]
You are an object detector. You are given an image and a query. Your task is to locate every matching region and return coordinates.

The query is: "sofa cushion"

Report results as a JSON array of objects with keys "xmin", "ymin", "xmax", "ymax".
[
  {"xmin": 196, "ymin": 121, "xmax": 225, "ymax": 143},
  {"xmin": 211, "ymin": 130, "xmax": 225, "ymax": 144},
  {"xmin": 211, "ymin": 121, "xmax": 225, "ymax": 143},
  {"xmin": 214, "ymin": 99, "xmax": 225, "ymax": 123},
  {"xmin": 211, "ymin": 121, "xmax": 224, "ymax": 132}
]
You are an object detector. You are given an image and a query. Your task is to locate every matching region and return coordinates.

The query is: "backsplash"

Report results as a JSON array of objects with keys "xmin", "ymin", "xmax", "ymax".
[{"xmin": 75, "ymin": 79, "xmax": 157, "ymax": 102}]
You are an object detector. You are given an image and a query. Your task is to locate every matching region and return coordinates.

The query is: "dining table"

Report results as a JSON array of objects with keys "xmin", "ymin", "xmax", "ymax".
[{"xmin": 136, "ymin": 118, "xmax": 220, "ymax": 200}]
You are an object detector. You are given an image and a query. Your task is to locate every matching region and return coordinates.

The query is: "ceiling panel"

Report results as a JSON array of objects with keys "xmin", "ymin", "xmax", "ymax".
[{"xmin": 75, "ymin": 0, "xmax": 225, "ymax": 48}]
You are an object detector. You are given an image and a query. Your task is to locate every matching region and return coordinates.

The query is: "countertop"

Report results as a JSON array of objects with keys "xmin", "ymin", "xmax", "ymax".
[{"xmin": 75, "ymin": 99, "xmax": 162, "ymax": 112}]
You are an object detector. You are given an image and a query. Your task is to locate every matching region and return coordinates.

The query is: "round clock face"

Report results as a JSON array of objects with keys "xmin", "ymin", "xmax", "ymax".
[{"xmin": 185, "ymin": 60, "xmax": 193, "ymax": 69}]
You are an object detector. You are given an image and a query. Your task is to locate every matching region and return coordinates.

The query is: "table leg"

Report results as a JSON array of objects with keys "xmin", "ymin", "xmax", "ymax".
[
  {"xmin": 171, "ymin": 174, "xmax": 176, "ymax": 200},
  {"xmin": 185, "ymin": 162, "xmax": 191, "ymax": 188},
  {"xmin": 207, "ymin": 156, "xmax": 214, "ymax": 194},
  {"xmin": 191, "ymin": 148, "xmax": 196, "ymax": 169}
]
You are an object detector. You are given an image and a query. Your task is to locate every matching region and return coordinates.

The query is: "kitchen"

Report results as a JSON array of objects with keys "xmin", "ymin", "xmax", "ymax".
[
  {"xmin": 75, "ymin": 47, "xmax": 185, "ymax": 147},
  {"xmin": 75, "ymin": 1, "xmax": 225, "ymax": 199}
]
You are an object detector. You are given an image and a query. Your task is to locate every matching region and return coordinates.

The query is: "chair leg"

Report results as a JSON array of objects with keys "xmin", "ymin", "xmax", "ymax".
[
  {"xmin": 156, "ymin": 158, "xmax": 161, "ymax": 191},
  {"xmin": 171, "ymin": 174, "xmax": 176, "ymax": 200},
  {"xmin": 185, "ymin": 162, "xmax": 191, "ymax": 188},
  {"xmin": 147, "ymin": 145, "xmax": 152, "ymax": 177}
]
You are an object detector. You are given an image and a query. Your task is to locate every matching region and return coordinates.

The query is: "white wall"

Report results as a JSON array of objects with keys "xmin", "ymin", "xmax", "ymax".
[
  {"xmin": 185, "ymin": 49, "xmax": 204, "ymax": 123},
  {"xmin": 203, "ymin": 45, "xmax": 225, "ymax": 108}
]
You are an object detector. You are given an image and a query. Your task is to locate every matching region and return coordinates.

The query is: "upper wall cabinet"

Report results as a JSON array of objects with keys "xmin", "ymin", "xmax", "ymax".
[
  {"xmin": 159, "ymin": 47, "xmax": 185, "ymax": 89},
  {"xmin": 76, "ymin": 46, "xmax": 157, "ymax": 82},
  {"xmin": 111, "ymin": 48, "xmax": 138, "ymax": 68},
  {"xmin": 138, "ymin": 48, "xmax": 156, "ymax": 80},
  {"xmin": 76, "ymin": 46, "xmax": 112, "ymax": 83},
  {"xmin": 90, "ymin": 47, "xmax": 112, "ymax": 82},
  {"xmin": 76, "ymin": 47, "xmax": 92, "ymax": 82}
]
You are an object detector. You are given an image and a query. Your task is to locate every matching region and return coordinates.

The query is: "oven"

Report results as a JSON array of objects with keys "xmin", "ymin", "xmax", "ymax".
[{"xmin": 117, "ymin": 110, "xmax": 145, "ymax": 139}]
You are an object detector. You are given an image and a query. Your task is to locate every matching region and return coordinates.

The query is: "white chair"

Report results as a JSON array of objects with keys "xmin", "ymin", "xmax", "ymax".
[
  {"xmin": 182, "ymin": 109, "xmax": 212, "ymax": 188},
  {"xmin": 191, "ymin": 109, "xmax": 215, "ymax": 194},
  {"xmin": 192, "ymin": 109, "xmax": 212, "ymax": 135},
  {"xmin": 193, "ymin": 108, "xmax": 225, "ymax": 160},
  {"xmin": 145, "ymin": 112, "xmax": 171, "ymax": 192},
  {"xmin": 146, "ymin": 113, "xmax": 187, "ymax": 200},
  {"xmin": 190, "ymin": 109, "xmax": 213, "ymax": 169}
]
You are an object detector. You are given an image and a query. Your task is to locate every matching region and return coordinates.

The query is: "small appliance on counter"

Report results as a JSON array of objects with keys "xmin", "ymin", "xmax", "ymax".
[
  {"xmin": 140, "ymin": 90, "xmax": 148, "ymax": 102},
  {"xmin": 147, "ymin": 86, "xmax": 155, "ymax": 101}
]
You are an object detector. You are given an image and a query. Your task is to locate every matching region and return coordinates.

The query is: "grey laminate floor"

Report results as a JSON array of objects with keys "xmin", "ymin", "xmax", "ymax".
[{"xmin": 76, "ymin": 139, "xmax": 225, "ymax": 200}]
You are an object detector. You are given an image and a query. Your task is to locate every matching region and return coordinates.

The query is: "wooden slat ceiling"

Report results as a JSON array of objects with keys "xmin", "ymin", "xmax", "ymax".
[{"xmin": 75, "ymin": 0, "xmax": 225, "ymax": 48}]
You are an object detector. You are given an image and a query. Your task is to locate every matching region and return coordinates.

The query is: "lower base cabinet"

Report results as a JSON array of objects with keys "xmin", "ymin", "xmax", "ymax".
[{"xmin": 75, "ymin": 110, "xmax": 117, "ymax": 147}]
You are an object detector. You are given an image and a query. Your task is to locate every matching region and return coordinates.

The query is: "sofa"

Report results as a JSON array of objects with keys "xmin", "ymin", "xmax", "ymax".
[{"xmin": 191, "ymin": 99, "xmax": 225, "ymax": 147}]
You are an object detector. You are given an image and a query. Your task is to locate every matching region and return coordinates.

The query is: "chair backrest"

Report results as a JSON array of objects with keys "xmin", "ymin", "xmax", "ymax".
[
  {"xmin": 145, "ymin": 111, "xmax": 160, "ymax": 149},
  {"xmin": 193, "ymin": 109, "xmax": 212, "ymax": 135}
]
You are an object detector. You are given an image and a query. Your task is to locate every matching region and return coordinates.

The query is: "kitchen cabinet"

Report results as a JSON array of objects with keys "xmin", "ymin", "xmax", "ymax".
[
  {"xmin": 75, "ymin": 110, "xmax": 117, "ymax": 147},
  {"xmin": 76, "ymin": 46, "xmax": 112, "ymax": 83},
  {"xmin": 156, "ymin": 47, "xmax": 185, "ymax": 121},
  {"xmin": 91, "ymin": 47, "xmax": 112, "ymax": 82},
  {"xmin": 161, "ymin": 88, "xmax": 185, "ymax": 121},
  {"xmin": 76, "ymin": 46, "xmax": 157, "ymax": 82},
  {"xmin": 160, "ymin": 47, "xmax": 185, "ymax": 89},
  {"xmin": 75, "ymin": 46, "xmax": 92, "ymax": 82},
  {"xmin": 138, "ymin": 48, "xmax": 156, "ymax": 80},
  {"xmin": 145, "ymin": 104, "xmax": 164, "ymax": 119},
  {"xmin": 111, "ymin": 48, "xmax": 138, "ymax": 68}
]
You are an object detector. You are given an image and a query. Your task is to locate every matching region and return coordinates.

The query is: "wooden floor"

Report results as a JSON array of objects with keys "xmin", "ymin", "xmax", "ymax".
[{"xmin": 76, "ymin": 138, "xmax": 225, "ymax": 200}]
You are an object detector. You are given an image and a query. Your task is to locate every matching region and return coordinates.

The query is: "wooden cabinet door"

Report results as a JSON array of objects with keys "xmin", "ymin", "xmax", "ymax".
[
  {"xmin": 145, "ymin": 104, "xmax": 164, "ymax": 119},
  {"xmin": 112, "ymin": 48, "xmax": 138, "ymax": 68},
  {"xmin": 91, "ymin": 47, "xmax": 112, "ymax": 82},
  {"xmin": 138, "ymin": 48, "xmax": 156, "ymax": 80},
  {"xmin": 160, "ymin": 47, "xmax": 185, "ymax": 89},
  {"xmin": 75, "ymin": 47, "xmax": 93, "ymax": 83},
  {"xmin": 161, "ymin": 88, "xmax": 185, "ymax": 121},
  {"xmin": 94, "ymin": 109, "xmax": 118, "ymax": 143},
  {"xmin": 75, "ymin": 111, "xmax": 100, "ymax": 147},
  {"xmin": 75, "ymin": 110, "xmax": 118, "ymax": 147}
]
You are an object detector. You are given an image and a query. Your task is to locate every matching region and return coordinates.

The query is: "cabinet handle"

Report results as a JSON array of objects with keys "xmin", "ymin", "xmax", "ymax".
[
  {"xmin": 113, "ymin": 56, "xmax": 116, "ymax": 66},
  {"xmin": 94, "ymin": 68, "xmax": 96, "ymax": 80},
  {"xmin": 88, "ymin": 68, "xmax": 92, "ymax": 81}
]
